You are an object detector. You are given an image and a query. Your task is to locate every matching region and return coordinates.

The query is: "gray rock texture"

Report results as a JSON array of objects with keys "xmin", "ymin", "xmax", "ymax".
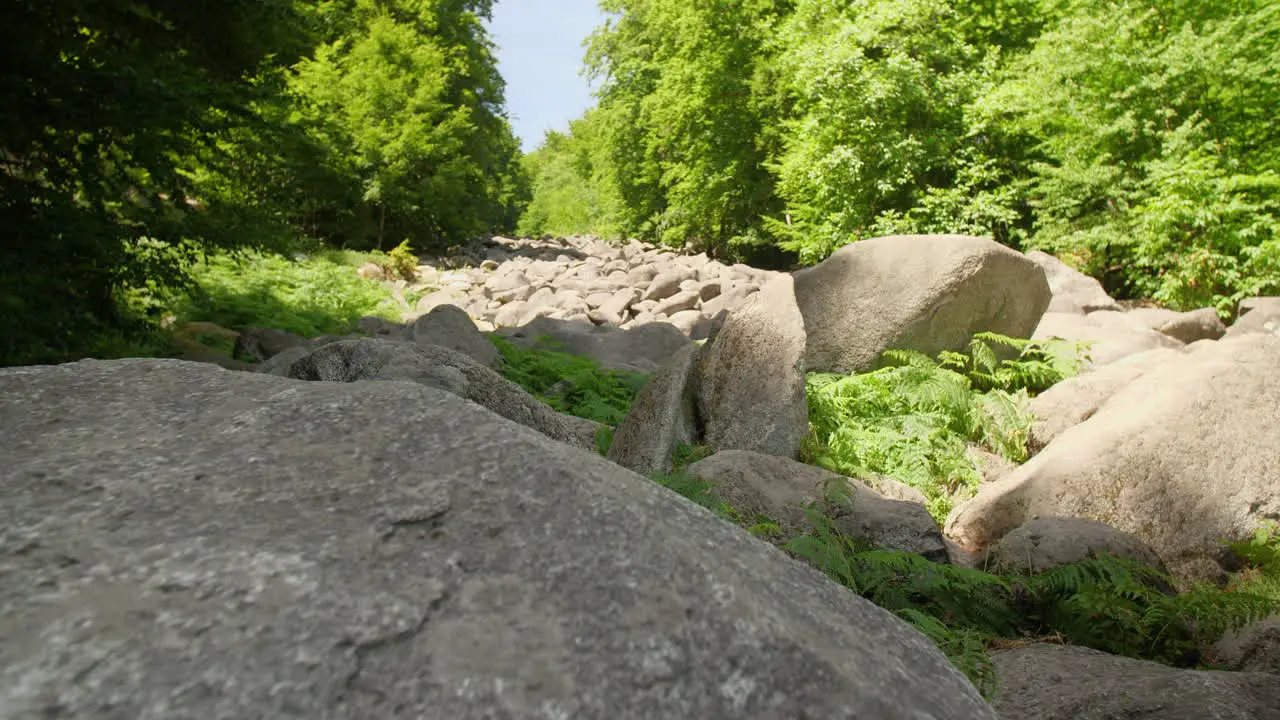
[
  {"xmin": 984, "ymin": 517, "xmax": 1168, "ymax": 576},
  {"xmin": 991, "ymin": 644, "xmax": 1280, "ymax": 720},
  {"xmin": 607, "ymin": 344, "xmax": 700, "ymax": 476},
  {"xmin": 1033, "ymin": 311, "xmax": 1185, "ymax": 367},
  {"xmin": 697, "ymin": 276, "xmax": 809, "ymax": 459},
  {"xmin": 0, "ymin": 359, "xmax": 995, "ymax": 720},
  {"xmin": 408, "ymin": 303, "xmax": 500, "ymax": 367},
  {"xmin": 289, "ymin": 338, "xmax": 601, "ymax": 451},
  {"xmin": 947, "ymin": 334, "xmax": 1280, "ymax": 583},
  {"xmin": 1024, "ymin": 251, "xmax": 1121, "ymax": 314},
  {"xmin": 686, "ymin": 450, "xmax": 947, "ymax": 562},
  {"xmin": 795, "ymin": 235, "xmax": 1051, "ymax": 374},
  {"xmin": 1212, "ymin": 616, "xmax": 1280, "ymax": 676}
]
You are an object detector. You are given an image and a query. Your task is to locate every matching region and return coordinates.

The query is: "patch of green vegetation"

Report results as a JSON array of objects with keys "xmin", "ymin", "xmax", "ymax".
[
  {"xmin": 490, "ymin": 336, "xmax": 649, "ymax": 426},
  {"xmin": 170, "ymin": 251, "xmax": 403, "ymax": 337},
  {"xmin": 650, "ymin": 465, "xmax": 1279, "ymax": 698},
  {"xmin": 804, "ymin": 334, "xmax": 1086, "ymax": 522}
]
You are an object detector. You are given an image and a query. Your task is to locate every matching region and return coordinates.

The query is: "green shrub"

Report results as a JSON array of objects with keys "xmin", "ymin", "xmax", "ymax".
[
  {"xmin": 489, "ymin": 336, "xmax": 649, "ymax": 425},
  {"xmin": 170, "ymin": 251, "xmax": 402, "ymax": 337},
  {"xmin": 386, "ymin": 239, "xmax": 421, "ymax": 281}
]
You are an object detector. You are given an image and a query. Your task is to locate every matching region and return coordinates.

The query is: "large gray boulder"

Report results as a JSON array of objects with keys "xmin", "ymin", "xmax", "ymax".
[
  {"xmin": 1212, "ymin": 616, "xmax": 1280, "ymax": 676},
  {"xmin": 607, "ymin": 344, "xmax": 701, "ymax": 476},
  {"xmin": 947, "ymin": 334, "xmax": 1280, "ymax": 583},
  {"xmin": 0, "ymin": 359, "xmax": 995, "ymax": 719},
  {"xmin": 1125, "ymin": 307, "xmax": 1227, "ymax": 344},
  {"xmin": 991, "ymin": 644, "xmax": 1280, "ymax": 720},
  {"xmin": 686, "ymin": 450, "xmax": 947, "ymax": 562},
  {"xmin": 794, "ymin": 235, "xmax": 1051, "ymax": 374},
  {"xmin": 1033, "ymin": 311, "xmax": 1184, "ymax": 367},
  {"xmin": 698, "ymin": 276, "xmax": 809, "ymax": 459},
  {"xmin": 1229, "ymin": 297, "xmax": 1280, "ymax": 338},
  {"xmin": 289, "ymin": 338, "xmax": 600, "ymax": 452},
  {"xmin": 1024, "ymin": 251, "xmax": 1121, "ymax": 314},
  {"xmin": 1027, "ymin": 348, "xmax": 1182, "ymax": 452},
  {"xmin": 408, "ymin": 303, "xmax": 500, "ymax": 367},
  {"xmin": 233, "ymin": 325, "xmax": 309, "ymax": 362},
  {"xmin": 984, "ymin": 517, "xmax": 1168, "ymax": 576}
]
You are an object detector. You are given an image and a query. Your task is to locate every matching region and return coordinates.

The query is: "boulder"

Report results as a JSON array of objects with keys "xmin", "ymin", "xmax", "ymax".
[
  {"xmin": 1033, "ymin": 311, "xmax": 1185, "ymax": 367},
  {"xmin": 233, "ymin": 326, "xmax": 309, "ymax": 363},
  {"xmin": 607, "ymin": 344, "xmax": 700, "ymax": 476},
  {"xmin": 991, "ymin": 644, "xmax": 1280, "ymax": 720},
  {"xmin": 356, "ymin": 315, "xmax": 402, "ymax": 337},
  {"xmin": 685, "ymin": 450, "xmax": 947, "ymax": 562},
  {"xmin": 0, "ymin": 359, "xmax": 995, "ymax": 720},
  {"xmin": 984, "ymin": 517, "xmax": 1168, "ymax": 576},
  {"xmin": 503, "ymin": 317, "xmax": 690, "ymax": 375},
  {"xmin": 795, "ymin": 235, "xmax": 1051, "ymax": 374},
  {"xmin": 666, "ymin": 309, "xmax": 704, "ymax": 337},
  {"xmin": 356, "ymin": 261, "xmax": 387, "ymax": 280},
  {"xmin": 946, "ymin": 334, "xmax": 1280, "ymax": 583},
  {"xmin": 1126, "ymin": 307, "xmax": 1227, "ymax": 344},
  {"xmin": 1229, "ymin": 297, "xmax": 1280, "ymax": 338},
  {"xmin": 416, "ymin": 289, "xmax": 469, "ymax": 314},
  {"xmin": 1024, "ymin": 251, "xmax": 1121, "ymax": 314},
  {"xmin": 698, "ymin": 276, "xmax": 809, "ymax": 459},
  {"xmin": 1211, "ymin": 616, "xmax": 1280, "ymax": 676},
  {"xmin": 652, "ymin": 290, "xmax": 700, "ymax": 317},
  {"xmin": 258, "ymin": 345, "xmax": 313, "ymax": 377},
  {"xmin": 408, "ymin": 304, "xmax": 500, "ymax": 367},
  {"xmin": 1027, "ymin": 348, "xmax": 1182, "ymax": 452},
  {"xmin": 700, "ymin": 284, "xmax": 758, "ymax": 318},
  {"xmin": 289, "ymin": 338, "xmax": 600, "ymax": 452}
]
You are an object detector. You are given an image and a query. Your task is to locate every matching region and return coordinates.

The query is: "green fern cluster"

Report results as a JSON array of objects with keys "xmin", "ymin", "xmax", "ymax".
[
  {"xmin": 782, "ymin": 507, "xmax": 1279, "ymax": 696},
  {"xmin": 804, "ymin": 334, "xmax": 1086, "ymax": 522},
  {"xmin": 489, "ymin": 335, "xmax": 649, "ymax": 426}
]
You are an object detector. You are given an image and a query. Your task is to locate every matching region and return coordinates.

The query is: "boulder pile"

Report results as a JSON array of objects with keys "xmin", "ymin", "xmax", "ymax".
[{"xmin": 6, "ymin": 232, "xmax": 1280, "ymax": 718}]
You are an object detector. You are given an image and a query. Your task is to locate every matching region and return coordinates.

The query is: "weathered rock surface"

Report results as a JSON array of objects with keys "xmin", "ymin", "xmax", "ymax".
[
  {"xmin": 991, "ymin": 644, "xmax": 1280, "ymax": 720},
  {"xmin": 501, "ymin": 317, "xmax": 691, "ymax": 375},
  {"xmin": 947, "ymin": 334, "xmax": 1280, "ymax": 583},
  {"xmin": 686, "ymin": 450, "xmax": 948, "ymax": 561},
  {"xmin": 408, "ymin": 304, "xmax": 500, "ymax": 367},
  {"xmin": 1027, "ymin": 348, "xmax": 1182, "ymax": 452},
  {"xmin": 289, "ymin": 338, "xmax": 601, "ymax": 451},
  {"xmin": 1212, "ymin": 616, "xmax": 1280, "ymax": 676},
  {"xmin": 795, "ymin": 235, "xmax": 1051, "ymax": 374},
  {"xmin": 1229, "ymin": 296, "xmax": 1280, "ymax": 338},
  {"xmin": 1033, "ymin": 311, "xmax": 1185, "ymax": 367},
  {"xmin": 698, "ymin": 276, "xmax": 809, "ymax": 459},
  {"xmin": 1124, "ymin": 306, "xmax": 1227, "ymax": 344},
  {"xmin": 984, "ymin": 517, "xmax": 1168, "ymax": 576},
  {"xmin": 233, "ymin": 325, "xmax": 309, "ymax": 362},
  {"xmin": 1025, "ymin": 251, "xmax": 1121, "ymax": 314},
  {"xmin": 607, "ymin": 344, "xmax": 700, "ymax": 476},
  {"xmin": 0, "ymin": 359, "xmax": 995, "ymax": 719}
]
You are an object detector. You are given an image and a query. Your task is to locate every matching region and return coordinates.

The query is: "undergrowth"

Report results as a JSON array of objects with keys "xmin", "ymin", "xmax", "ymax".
[
  {"xmin": 169, "ymin": 250, "xmax": 402, "ymax": 336},
  {"xmin": 652, "ymin": 465, "xmax": 1280, "ymax": 698},
  {"xmin": 489, "ymin": 335, "xmax": 649, "ymax": 426},
  {"xmin": 804, "ymin": 334, "xmax": 1087, "ymax": 521}
]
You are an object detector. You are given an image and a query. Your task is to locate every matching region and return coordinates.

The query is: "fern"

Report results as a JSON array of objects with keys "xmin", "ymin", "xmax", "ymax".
[
  {"xmin": 805, "ymin": 334, "xmax": 1084, "ymax": 522},
  {"xmin": 490, "ymin": 335, "xmax": 649, "ymax": 425}
]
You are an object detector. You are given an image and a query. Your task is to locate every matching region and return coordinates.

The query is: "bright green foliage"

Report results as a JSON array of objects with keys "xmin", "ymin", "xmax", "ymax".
[
  {"xmin": 583, "ymin": 0, "xmax": 790, "ymax": 259},
  {"xmin": 489, "ymin": 336, "xmax": 649, "ymax": 425},
  {"xmin": 170, "ymin": 251, "xmax": 401, "ymax": 337},
  {"xmin": 780, "ymin": 506, "xmax": 1279, "ymax": 695},
  {"xmin": 517, "ymin": 120, "xmax": 624, "ymax": 238},
  {"xmin": 804, "ymin": 335, "xmax": 1084, "ymax": 521},
  {"xmin": 288, "ymin": 0, "xmax": 525, "ymax": 250},
  {"xmin": 527, "ymin": 0, "xmax": 1277, "ymax": 304},
  {"xmin": 385, "ymin": 240, "xmax": 421, "ymax": 281},
  {"xmin": 978, "ymin": 0, "xmax": 1280, "ymax": 312},
  {"xmin": 769, "ymin": 0, "xmax": 991, "ymax": 263},
  {"xmin": 1228, "ymin": 521, "xmax": 1280, "ymax": 603}
]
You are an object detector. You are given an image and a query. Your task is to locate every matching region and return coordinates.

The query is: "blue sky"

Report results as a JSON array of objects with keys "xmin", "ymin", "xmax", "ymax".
[{"xmin": 487, "ymin": 1, "xmax": 607, "ymax": 152}]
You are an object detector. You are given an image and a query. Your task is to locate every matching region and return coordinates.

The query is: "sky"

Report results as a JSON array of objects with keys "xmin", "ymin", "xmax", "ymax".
[{"xmin": 486, "ymin": 1, "xmax": 607, "ymax": 152}]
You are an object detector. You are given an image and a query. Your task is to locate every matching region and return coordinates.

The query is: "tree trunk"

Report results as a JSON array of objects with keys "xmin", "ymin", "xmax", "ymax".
[{"xmin": 377, "ymin": 205, "xmax": 386, "ymax": 250}]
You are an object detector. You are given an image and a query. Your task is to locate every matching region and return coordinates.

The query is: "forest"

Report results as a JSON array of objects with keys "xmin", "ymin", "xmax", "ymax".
[{"xmin": 2, "ymin": 0, "xmax": 1278, "ymax": 364}]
